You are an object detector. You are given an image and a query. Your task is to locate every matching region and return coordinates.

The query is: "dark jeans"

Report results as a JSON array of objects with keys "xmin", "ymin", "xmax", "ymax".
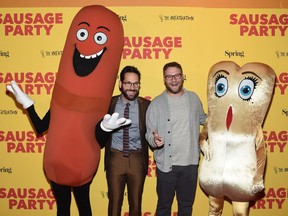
[
  {"xmin": 50, "ymin": 180, "xmax": 92, "ymax": 216},
  {"xmin": 156, "ymin": 165, "xmax": 198, "ymax": 216}
]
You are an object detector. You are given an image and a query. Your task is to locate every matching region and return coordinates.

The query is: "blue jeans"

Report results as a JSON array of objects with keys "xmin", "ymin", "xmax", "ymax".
[{"xmin": 156, "ymin": 165, "xmax": 198, "ymax": 216}]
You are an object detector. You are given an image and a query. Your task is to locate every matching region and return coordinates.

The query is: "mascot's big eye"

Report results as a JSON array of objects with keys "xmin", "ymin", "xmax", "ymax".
[
  {"xmin": 94, "ymin": 32, "xmax": 108, "ymax": 45},
  {"xmin": 76, "ymin": 28, "xmax": 89, "ymax": 41},
  {"xmin": 215, "ymin": 75, "xmax": 228, "ymax": 97},
  {"xmin": 238, "ymin": 78, "xmax": 256, "ymax": 101}
]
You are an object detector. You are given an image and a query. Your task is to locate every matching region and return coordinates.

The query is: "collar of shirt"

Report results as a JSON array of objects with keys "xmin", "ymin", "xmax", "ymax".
[{"xmin": 119, "ymin": 96, "xmax": 137, "ymax": 108}]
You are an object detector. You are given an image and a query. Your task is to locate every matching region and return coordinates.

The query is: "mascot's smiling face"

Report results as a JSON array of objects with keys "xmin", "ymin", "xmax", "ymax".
[
  {"xmin": 207, "ymin": 61, "xmax": 276, "ymax": 134},
  {"xmin": 73, "ymin": 22, "xmax": 108, "ymax": 77},
  {"xmin": 56, "ymin": 5, "xmax": 124, "ymax": 97}
]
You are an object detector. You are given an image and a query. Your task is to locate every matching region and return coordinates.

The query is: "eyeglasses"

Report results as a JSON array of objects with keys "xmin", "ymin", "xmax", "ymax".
[
  {"xmin": 122, "ymin": 81, "xmax": 140, "ymax": 88},
  {"xmin": 164, "ymin": 73, "xmax": 183, "ymax": 81}
]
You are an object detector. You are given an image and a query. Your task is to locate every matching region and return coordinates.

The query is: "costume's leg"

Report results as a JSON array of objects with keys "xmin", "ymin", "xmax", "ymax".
[
  {"xmin": 73, "ymin": 181, "xmax": 92, "ymax": 216},
  {"xmin": 126, "ymin": 151, "xmax": 146, "ymax": 216},
  {"xmin": 156, "ymin": 167, "xmax": 177, "ymax": 216},
  {"xmin": 107, "ymin": 150, "xmax": 127, "ymax": 216},
  {"xmin": 176, "ymin": 165, "xmax": 198, "ymax": 216},
  {"xmin": 231, "ymin": 201, "xmax": 249, "ymax": 216},
  {"xmin": 50, "ymin": 180, "xmax": 71, "ymax": 216},
  {"xmin": 208, "ymin": 196, "xmax": 224, "ymax": 216}
]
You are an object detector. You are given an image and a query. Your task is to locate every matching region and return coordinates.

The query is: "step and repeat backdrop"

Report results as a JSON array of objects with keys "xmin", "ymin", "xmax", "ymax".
[{"xmin": 0, "ymin": 1, "xmax": 287, "ymax": 215}]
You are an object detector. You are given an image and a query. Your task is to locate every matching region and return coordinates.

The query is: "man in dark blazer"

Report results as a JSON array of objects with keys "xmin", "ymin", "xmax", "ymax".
[{"xmin": 96, "ymin": 65, "xmax": 150, "ymax": 216}]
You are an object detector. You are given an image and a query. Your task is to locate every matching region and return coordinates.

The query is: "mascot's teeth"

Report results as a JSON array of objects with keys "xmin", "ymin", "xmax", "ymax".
[{"xmin": 80, "ymin": 49, "xmax": 104, "ymax": 59}]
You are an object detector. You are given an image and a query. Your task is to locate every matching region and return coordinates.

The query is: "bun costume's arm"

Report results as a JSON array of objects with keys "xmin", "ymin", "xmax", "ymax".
[
  {"xmin": 252, "ymin": 124, "xmax": 266, "ymax": 194},
  {"xmin": 199, "ymin": 118, "xmax": 211, "ymax": 160}
]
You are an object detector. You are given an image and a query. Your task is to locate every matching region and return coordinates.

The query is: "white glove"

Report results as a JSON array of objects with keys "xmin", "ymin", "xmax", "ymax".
[
  {"xmin": 100, "ymin": 112, "xmax": 131, "ymax": 132},
  {"xmin": 251, "ymin": 179, "xmax": 264, "ymax": 194},
  {"xmin": 200, "ymin": 140, "xmax": 211, "ymax": 161},
  {"xmin": 6, "ymin": 80, "xmax": 34, "ymax": 109}
]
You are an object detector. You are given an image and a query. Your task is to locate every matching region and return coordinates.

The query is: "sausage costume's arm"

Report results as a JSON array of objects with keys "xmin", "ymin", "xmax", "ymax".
[{"xmin": 6, "ymin": 81, "xmax": 49, "ymax": 135}]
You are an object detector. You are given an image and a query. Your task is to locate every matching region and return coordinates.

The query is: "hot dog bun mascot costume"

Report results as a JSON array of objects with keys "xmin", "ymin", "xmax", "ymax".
[
  {"xmin": 6, "ymin": 5, "xmax": 124, "ymax": 216},
  {"xmin": 199, "ymin": 61, "xmax": 276, "ymax": 216}
]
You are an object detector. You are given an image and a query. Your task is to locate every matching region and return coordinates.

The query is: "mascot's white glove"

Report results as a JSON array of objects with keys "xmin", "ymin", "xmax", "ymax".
[
  {"xmin": 6, "ymin": 80, "xmax": 34, "ymax": 109},
  {"xmin": 251, "ymin": 179, "xmax": 264, "ymax": 194},
  {"xmin": 100, "ymin": 112, "xmax": 131, "ymax": 132},
  {"xmin": 200, "ymin": 140, "xmax": 211, "ymax": 161}
]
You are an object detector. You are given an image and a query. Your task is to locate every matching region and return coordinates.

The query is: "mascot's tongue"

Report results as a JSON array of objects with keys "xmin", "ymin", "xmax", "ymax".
[{"xmin": 226, "ymin": 106, "xmax": 233, "ymax": 130}]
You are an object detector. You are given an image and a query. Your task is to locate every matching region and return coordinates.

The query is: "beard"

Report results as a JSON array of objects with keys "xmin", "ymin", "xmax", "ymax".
[
  {"xmin": 121, "ymin": 88, "xmax": 139, "ymax": 101},
  {"xmin": 165, "ymin": 80, "xmax": 184, "ymax": 94}
]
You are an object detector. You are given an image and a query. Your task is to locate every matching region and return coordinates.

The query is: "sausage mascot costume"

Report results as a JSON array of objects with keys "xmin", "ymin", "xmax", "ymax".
[
  {"xmin": 6, "ymin": 5, "xmax": 124, "ymax": 216},
  {"xmin": 199, "ymin": 61, "xmax": 276, "ymax": 216}
]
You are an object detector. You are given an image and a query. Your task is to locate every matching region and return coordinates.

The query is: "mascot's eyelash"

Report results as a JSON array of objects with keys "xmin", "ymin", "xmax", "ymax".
[
  {"xmin": 214, "ymin": 73, "xmax": 226, "ymax": 85},
  {"xmin": 245, "ymin": 76, "xmax": 259, "ymax": 87}
]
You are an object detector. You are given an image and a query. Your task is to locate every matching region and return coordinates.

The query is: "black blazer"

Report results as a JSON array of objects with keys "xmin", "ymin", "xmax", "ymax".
[{"xmin": 96, "ymin": 95, "xmax": 151, "ymax": 173}]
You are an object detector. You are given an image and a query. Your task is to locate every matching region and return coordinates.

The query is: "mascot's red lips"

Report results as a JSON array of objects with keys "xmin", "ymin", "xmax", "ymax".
[{"xmin": 226, "ymin": 106, "xmax": 233, "ymax": 130}]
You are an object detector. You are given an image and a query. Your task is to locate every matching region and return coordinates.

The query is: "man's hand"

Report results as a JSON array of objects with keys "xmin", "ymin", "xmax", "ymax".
[
  {"xmin": 153, "ymin": 129, "xmax": 164, "ymax": 147},
  {"xmin": 100, "ymin": 112, "xmax": 131, "ymax": 132},
  {"xmin": 6, "ymin": 80, "xmax": 34, "ymax": 109}
]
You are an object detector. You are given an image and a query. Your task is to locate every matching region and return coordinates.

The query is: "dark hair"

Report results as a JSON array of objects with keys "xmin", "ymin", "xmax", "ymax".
[
  {"xmin": 119, "ymin": 66, "xmax": 141, "ymax": 82},
  {"xmin": 163, "ymin": 62, "xmax": 183, "ymax": 75}
]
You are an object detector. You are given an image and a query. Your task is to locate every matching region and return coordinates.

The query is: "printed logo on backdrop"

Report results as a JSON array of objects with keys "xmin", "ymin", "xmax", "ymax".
[
  {"xmin": 0, "ymin": 50, "xmax": 9, "ymax": 58},
  {"xmin": 0, "ymin": 130, "xmax": 46, "ymax": 153},
  {"xmin": 283, "ymin": 109, "xmax": 288, "ymax": 117},
  {"xmin": 118, "ymin": 14, "xmax": 127, "ymax": 22},
  {"xmin": 275, "ymin": 50, "xmax": 288, "ymax": 58},
  {"xmin": 159, "ymin": 14, "xmax": 194, "ymax": 22},
  {"xmin": 40, "ymin": 49, "xmax": 62, "ymax": 58},
  {"xmin": 251, "ymin": 187, "xmax": 287, "ymax": 209},
  {"xmin": 0, "ymin": 187, "xmax": 55, "ymax": 210},
  {"xmin": 0, "ymin": 166, "xmax": 12, "ymax": 174},
  {"xmin": 123, "ymin": 36, "xmax": 182, "ymax": 59},
  {"xmin": 0, "ymin": 12, "xmax": 63, "ymax": 36},
  {"xmin": 224, "ymin": 50, "xmax": 245, "ymax": 58},
  {"xmin": 264, "ymin": 130, "xmax": 287, "ymax": 153},
  {"xmin": 275, "ymin": 71, "xmax": 288, "ymax": 95},
  {"xmin": 0, "ymin": 72, "xmax": 56, "ymax": 95},
  {"xmin": 229, "ymin": 13, "xmax": 288, "ymax": 36},
  {"xmin": 273, "ymin": 166, "xmax": 288, "ymax": 174},
  {"xmin": 0, "ymin": 109, "xmax": 17, "ymax": 115}
]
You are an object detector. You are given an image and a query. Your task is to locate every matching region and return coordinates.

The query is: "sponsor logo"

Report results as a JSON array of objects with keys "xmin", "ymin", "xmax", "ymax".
[
  {"xmin": 40, "ymin": 50, "xmax": 62, "ymax": 58},
  {"xmin": 224, "ymin": 50, "xmax": 245, "ymax": 58},
  {"xmin": 275, "ymin": 50, "xmax": 288, "ymax": 58},
  {"xmin": 282, "ymin": 109, "xmax": 288, "ymax": 117},
  {"xmin": 119, "ymin": 14, "xmax": 127, "ymax": 22},
  {"xmin": 159, "ymin": 14, "xmax": 194, "ymax": 22},
  {"xmin": 0, "ymin": 110, "xmax": 17, "ymax": 115},
  {"xmin": 0, "ymin": 50, "xmax": 9, "ymax": 58},
  {"xmin": 0, "ymin": 166, "xmax": 12, "ymax": 174},
  {"xmin": 273, "ymin": 166, "xmax": 288, "ymax": 174}
]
